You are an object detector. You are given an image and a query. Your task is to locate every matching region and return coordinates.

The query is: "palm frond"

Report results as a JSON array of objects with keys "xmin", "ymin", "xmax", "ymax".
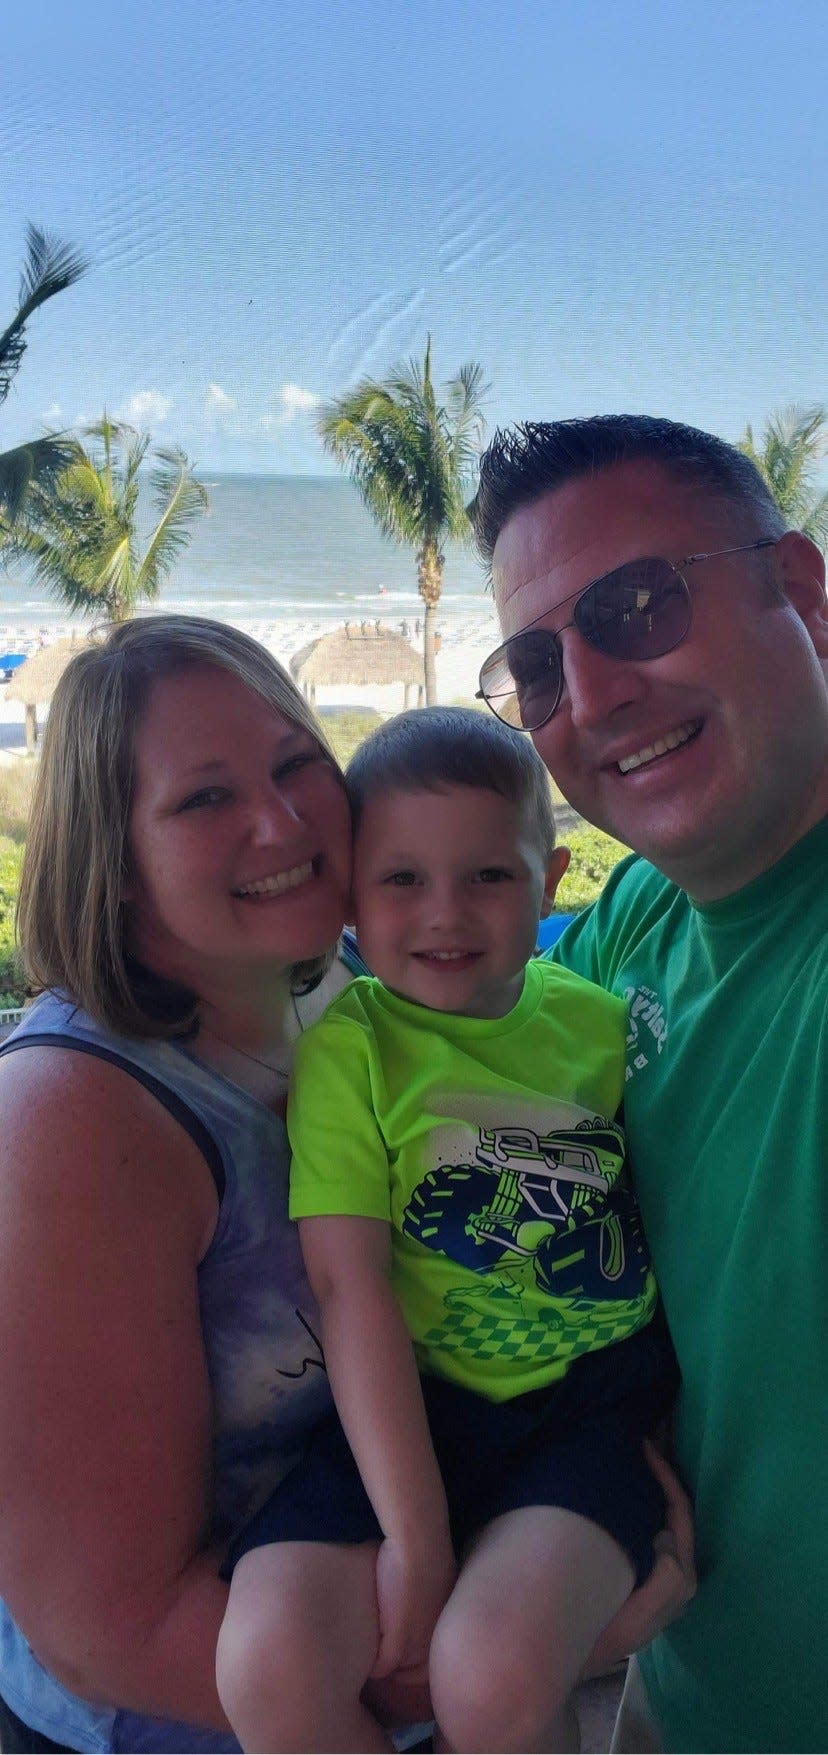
[
  {"xmin": 136, "ymin": 447, "xmax": 209, "ymax": 596},
  {"xmin": 445, "ymin": 361, "xmax": 489, "ymax": 483},
  {"xmin": 738, "ymin": 403, "xmax": 828, "ymax": 545},
  {"xmin": 0, "ymin": 433, "xmax": 82, "ymax": 523},
  {"xmin": 5, "ymin": 421, "xmax": 207, "ymax": 619},
  {"xmin": 317, "ymin": 335, "xmax": 488, "ymax": 673},
  {"xmin": 800, "ymin": 486, "xmax": 828, "ymax": 548},
  {"xmin": 0, "ymin": 225, "xmax": 88, "ymax": 406}
]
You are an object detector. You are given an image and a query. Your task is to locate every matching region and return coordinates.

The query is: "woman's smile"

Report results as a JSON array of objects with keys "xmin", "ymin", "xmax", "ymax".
[{"xmin": 232, "ymin": 859, "xmax": 317, "ymax": 899}]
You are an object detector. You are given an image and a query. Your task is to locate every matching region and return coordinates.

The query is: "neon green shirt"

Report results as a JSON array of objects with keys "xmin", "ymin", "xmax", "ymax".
[
  {"xmin": 553, "ymin": 816, "xmax": 828, "ymax": 1754},
  {"xmin": 288, "ymin": 959, "xmax": 656, "ymax": 1401}
]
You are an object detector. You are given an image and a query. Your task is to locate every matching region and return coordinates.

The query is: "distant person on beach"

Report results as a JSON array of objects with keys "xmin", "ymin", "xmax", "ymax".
[
  {"xmin": 0, "ymin": 622, "xmax": 690, "ymax": 1755},
  {"xmin": 215, "ymin": 707, "xmax": 681, "ymax": 1755},
  {"xmin": 472, "ymin": 415, "xmax": 828, "ymax": 1754}
]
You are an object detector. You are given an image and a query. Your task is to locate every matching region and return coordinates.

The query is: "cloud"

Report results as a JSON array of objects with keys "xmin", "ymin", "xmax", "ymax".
[
  {"xmin": 42, "ymin": 402, "xmax": 62, "ymax": 423},
  {"xmin": 274, "ymin": 382, "xmax": 319, "ymax": 423},
  {"xmin": 121, "ymin": 389, "xmax": 171, "ymax": 426},
  {"xmin": 278, "ymin": 380, "xmax": 317, "ymax": 414},
  {"xmin": 206, "ymin": 383, "xmax": 237, "ymax": 416}
]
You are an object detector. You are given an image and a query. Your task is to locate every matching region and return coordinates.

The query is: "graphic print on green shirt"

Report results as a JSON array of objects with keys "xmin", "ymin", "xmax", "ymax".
[{"xmin": 288, "ymin": 959, "xmax": 656, "ymax": 1401}]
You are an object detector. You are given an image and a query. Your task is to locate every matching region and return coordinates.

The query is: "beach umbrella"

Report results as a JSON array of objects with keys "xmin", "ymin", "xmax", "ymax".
[
  {"xmin": 6, "ymin": 632, "xmax": 100, "ymax": 752},
  {"xmin": 289, "ymin": 622, "xmax": 425, "ymax": 708}
]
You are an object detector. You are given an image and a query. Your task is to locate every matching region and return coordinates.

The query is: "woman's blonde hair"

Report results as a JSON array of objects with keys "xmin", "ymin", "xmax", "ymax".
[{"xmin": 17, "ymin": 614, "xmax": 342, "ymax": 1038}]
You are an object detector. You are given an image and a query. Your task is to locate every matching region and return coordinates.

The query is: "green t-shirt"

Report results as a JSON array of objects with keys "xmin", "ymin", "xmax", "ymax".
[
  {"xmin": 288, "ymin": 958, "xmax": 656, "ymax": 1401},
  {"xmin": 553, "ymin": 816, "xmax": 828, "ymax": 1754}
]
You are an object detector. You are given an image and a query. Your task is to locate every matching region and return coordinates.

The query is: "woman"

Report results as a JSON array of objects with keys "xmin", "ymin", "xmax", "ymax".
[
  {"xmin": 0, "ymin": 615, "xmax": 356, "ymax": 1752},
  {"xmin": 0, "ymin": 615, "xmax": 692, "ymax": 1752}
]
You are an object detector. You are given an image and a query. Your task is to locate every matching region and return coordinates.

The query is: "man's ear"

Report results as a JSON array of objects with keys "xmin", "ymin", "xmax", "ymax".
[
  {"xmin": 777, "ymin": 532, "xmax": 828, "ymax": 656},
  {"xmin": 539, "ymin": 844, "xmax": 571, "ymax": 917}
]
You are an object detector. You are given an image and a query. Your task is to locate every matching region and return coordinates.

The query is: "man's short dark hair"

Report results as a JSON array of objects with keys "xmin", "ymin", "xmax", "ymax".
[
  {"xmin": 346, "ymin": 706, "xmax": 557, "ymax": 854},
  {"xmin": 470, "ymin": 415, "xmax": 787, "ymax": 566}
]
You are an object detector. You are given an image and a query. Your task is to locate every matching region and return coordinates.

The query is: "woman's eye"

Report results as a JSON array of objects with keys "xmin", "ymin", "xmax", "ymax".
[
  {"xmin": 475, "ymin": 867, "xmax": 513, "ymax": 884},
  {"xmin": 179, "ymin": 787, "xmax": 228, "ymax": 812},
  {"xmin": 274, "ymin": 751, "xmax": 318, "ymax": 781}
]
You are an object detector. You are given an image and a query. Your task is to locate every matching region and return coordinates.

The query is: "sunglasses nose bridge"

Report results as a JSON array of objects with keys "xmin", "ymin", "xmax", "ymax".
[{"xmin": 557, "ymin": 617, "xmax": 647, "ymax": 725}]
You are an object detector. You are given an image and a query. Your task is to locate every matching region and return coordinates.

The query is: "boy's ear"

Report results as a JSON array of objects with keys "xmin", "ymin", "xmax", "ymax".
[{"xmin": 539, "ymin": 845, "xmax": 570, "ymax": 917}]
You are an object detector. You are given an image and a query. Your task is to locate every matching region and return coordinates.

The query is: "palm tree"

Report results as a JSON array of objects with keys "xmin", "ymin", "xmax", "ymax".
[
  {"xmin": 738, "ymin": 404, "xmax": 828, "ymax": 550},
  {"xmin": 13, "ymin": 415, "xmax": 208, "ymax": 622},
  {"xmin": 317, "ymin": 338, "xmax": 487, "ymax": 703},
  {"xmin": 0, "ymin": 224, "xmax": 87, "ymax": 523}
]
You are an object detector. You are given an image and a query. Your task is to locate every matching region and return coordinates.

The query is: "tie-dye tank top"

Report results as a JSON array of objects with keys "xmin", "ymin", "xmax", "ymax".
[{"xmin": 0, "ymin": 979, "xmax": 349, "ymax": 1752}]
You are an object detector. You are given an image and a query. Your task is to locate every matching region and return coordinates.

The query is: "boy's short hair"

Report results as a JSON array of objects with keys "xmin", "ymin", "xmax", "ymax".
[{"xmin": 346, "ymin": 706, "xmax": 558, "ymax": 854}]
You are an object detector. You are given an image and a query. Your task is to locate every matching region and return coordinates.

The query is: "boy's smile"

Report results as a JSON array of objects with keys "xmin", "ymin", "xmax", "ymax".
[{"xmin": 352, "ymin": 784, "xmax": 568, "ymax": 1019}]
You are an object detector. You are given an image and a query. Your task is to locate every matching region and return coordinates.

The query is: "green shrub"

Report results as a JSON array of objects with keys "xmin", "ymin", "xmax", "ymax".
[
  {"xmin": 555, "ymin": 825, "xmax": 630, "ymax": 913},
  {"xmin": 0, "ymin": 761, "xmax": 37, "ymax": 845},
  {"xmin": 0, "ymin": 842, "xmax": 26, "ymax": 1005},
  {"xmin": 316, "ymin": 707, "xmax": 383, "ymax": 769}
]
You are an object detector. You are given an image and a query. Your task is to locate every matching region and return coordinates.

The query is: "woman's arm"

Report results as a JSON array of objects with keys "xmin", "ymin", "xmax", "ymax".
[
  {"xmin": 0, "ymin": 1046, "xmax": 233, "ymax": 1733},
  {"xmin": 300, "ymin": 1214, "xmax": 456, "ymax": 1678}
]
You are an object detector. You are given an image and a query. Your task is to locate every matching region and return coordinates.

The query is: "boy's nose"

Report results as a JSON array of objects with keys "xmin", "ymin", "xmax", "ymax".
[{"xmin": 426, "ymin": 884, "xmax": 467, "ymax": 930}]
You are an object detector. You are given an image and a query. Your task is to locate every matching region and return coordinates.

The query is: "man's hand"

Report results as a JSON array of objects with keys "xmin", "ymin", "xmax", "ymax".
[
  {"xmin": 583, "ymin": 1442, "xmax": 696, "ymax": 1678},
  {"xmin": 370, "ymin": 1534, "xmax": 457, "ymax": 1681}
]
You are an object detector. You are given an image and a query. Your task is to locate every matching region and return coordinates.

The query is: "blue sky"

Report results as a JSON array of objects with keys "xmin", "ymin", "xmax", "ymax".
[{"xmin": 2, "ymin": 0, "xmax": 826, "ymax": 473}]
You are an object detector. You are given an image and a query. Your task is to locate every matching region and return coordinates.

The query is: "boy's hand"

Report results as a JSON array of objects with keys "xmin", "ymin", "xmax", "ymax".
[{"xmin": 370, "ymin": 1534, "xmax": 457, "ymax": 1680}]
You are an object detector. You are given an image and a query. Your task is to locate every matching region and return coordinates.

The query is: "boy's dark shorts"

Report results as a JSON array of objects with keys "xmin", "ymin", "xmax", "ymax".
[{"xmin": 222, "ymin": 1315, "xmax": 677, "ymax": 1588}]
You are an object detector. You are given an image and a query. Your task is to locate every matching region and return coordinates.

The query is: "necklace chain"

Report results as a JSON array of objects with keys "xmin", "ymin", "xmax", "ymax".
[
  {"xmin": 199, "ymin": 993, "xmax": 305, "ymax": 1080},
  {"xmin": 199, "ymin": 1022, "xmax": 291, "ymax": 1079}
]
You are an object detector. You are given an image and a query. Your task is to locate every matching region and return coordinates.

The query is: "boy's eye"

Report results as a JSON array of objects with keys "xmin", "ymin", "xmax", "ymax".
[
  {"xmin": 475, "ymin": 866, "xmax": 514, "ymax": 884},
  {"xmin": 384, "ymin": 870, "xmax": 418, "ymax": 887}
]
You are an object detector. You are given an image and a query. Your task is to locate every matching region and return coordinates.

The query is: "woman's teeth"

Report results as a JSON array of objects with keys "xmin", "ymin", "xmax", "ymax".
[
  {"xmin": 235, "ymin": 861, "xmax": 313, "ymax": 897},
  {"xmin": 618, "ymin": 722, "xmax": 698, "ymax": 774}
]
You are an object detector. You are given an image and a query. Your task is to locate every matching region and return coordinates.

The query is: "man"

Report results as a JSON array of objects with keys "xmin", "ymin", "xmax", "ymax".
[{"xmin": 471, "ymin": 417, "xmax": 828, "ymax": 1754}]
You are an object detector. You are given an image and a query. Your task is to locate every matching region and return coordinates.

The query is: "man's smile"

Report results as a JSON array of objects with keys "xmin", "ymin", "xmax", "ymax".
[{"xmin": 613, "ymin": 720, "xmax": 702, "ymax": 775}]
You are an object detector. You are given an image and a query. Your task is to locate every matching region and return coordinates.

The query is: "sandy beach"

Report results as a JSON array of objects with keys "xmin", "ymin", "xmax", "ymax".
[{"xmin": 0, "ymin": 606, "xmax": 503, "ymax": 759}]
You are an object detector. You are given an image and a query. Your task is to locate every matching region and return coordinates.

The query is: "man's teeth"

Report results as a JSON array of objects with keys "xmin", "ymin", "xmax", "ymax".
[
  {"xmin": 618, "ymin": 722, "xmax": 698, "ymax": 774},
  {"xmin": 235, "ymin": 861, "xmax": 313, "ymax": 897}
]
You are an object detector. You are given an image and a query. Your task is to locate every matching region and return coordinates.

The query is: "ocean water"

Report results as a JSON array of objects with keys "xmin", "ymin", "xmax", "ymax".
[{"xmin": 0, "ymin": 476, "xmax": 493, "ymax": 646}]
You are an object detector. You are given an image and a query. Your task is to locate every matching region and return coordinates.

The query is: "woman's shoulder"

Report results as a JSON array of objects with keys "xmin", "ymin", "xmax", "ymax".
[{"xmin": 0, "ymin": 993, "xmax": 233, "ymax": 1214}]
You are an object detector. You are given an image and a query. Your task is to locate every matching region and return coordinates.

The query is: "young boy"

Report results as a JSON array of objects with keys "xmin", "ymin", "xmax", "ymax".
[{"xmin": 216, "ymin": 708, "xmax": 676, "ymax": 1754}]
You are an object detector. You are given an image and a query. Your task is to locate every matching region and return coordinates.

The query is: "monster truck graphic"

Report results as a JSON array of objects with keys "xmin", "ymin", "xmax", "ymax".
[{"xmin": 402, "ymin": 1120, "xmax": 650, "ymax": 1301}]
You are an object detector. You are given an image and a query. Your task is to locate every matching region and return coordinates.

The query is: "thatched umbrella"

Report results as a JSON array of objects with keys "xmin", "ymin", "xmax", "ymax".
[
  {"xmin": 289, "ymin": 622, "xmax": 425, "ymax": 708},
  {"xmin": 6, "ymin": 632, "xmax": 100, "ymax": 753}
]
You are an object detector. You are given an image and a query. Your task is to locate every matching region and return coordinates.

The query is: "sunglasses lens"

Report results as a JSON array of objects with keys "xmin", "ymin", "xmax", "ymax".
[
  {"xmin": 479, "ymin": 558, "xmax": 691, "ymax": 729},
  {"xmin": 575, "ymin": 558, "xmax": 691, "ymax": 659},
  {"xmin": 478, "ymin": 630, "xmax": 561, "ymax": 730}
]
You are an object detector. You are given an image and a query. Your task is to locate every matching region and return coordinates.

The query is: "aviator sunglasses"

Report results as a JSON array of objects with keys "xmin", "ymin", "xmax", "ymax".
[{"xmin": 477, "ymin": 539, "xmax": 778, "ymax": 731}]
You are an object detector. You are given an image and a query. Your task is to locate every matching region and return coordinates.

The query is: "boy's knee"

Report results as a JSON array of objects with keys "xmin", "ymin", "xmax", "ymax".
[
  {"xmin": 216, "ymin": 1570, "xmax": 326, "ymax": 1722},
  {"xmin": 430, "ymin": 1607, "xmax": 571, "ymax": 1752}
]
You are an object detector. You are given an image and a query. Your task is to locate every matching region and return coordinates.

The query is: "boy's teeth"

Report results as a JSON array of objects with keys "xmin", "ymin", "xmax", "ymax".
[
  {"xmin": 235, "ymin": 862, "xmax": 313, "ymax": 897},
  {"xmin": 424, "ymin": 950, "xmax": 470, "ymax": 960},
  {"xmin": 618, "ymin": 722, "xmax": 697, "ymax": 774}
]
